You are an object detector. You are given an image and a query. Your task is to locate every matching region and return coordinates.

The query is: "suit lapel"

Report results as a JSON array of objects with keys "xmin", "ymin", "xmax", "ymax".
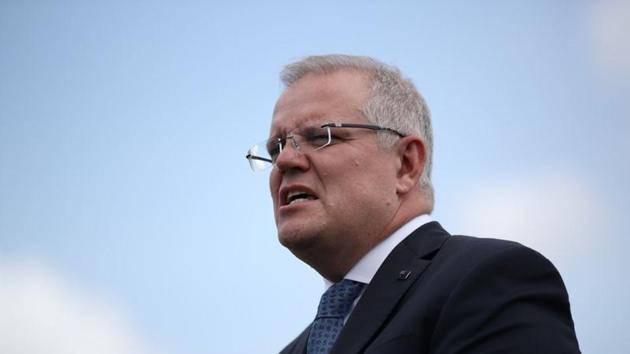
[
  {"xmin": 279, "ymin": 324, "xmax": 311, "ymax": 354},
  {"xmin": 330, "ymin": 222, "xmax": 449, "ymax": 354}
]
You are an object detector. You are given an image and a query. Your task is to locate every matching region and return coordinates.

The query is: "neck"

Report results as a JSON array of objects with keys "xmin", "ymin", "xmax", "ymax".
[{"xmin": 294, "ymin": 201, "xmax": 431, "ymax": 282}]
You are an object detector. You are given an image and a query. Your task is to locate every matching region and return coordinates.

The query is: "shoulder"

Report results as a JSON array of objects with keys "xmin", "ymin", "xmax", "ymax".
[
  {"xmin": 411, "ymin": 233, "xmax": 568, "ymax": 305},
  {"xmin": 420, "ymin": 236, "xmax": 579, "ymax": 352},
  {"xmin": 443, "ymin": 234, "xmax": 535, "ymax": 256},
  {"xmin": 401, "ymin": 221, "xmax": 547, "ymax": 265},
  {"xmin": 437, "ymin": 235, "xmax": 556, "ymax": 274},
  {"xmin": 399, "ymin": 223, "xmax": 560, "ymax": 284}
]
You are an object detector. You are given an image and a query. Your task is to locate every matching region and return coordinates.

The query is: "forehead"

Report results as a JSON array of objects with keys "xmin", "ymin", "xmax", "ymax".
[{"xmin": 270, "ymin": 70, "xmax": 371, "ymax": 133}]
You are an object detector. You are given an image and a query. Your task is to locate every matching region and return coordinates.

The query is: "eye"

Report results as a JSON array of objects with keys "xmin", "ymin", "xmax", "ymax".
[
  {"xmin": 266, "ymin": 138, "xmax": 283, "ymax": 160},
  {"xmin": 301, "ymin": 127, "xmax": 331, "ymax": 147},
  {"xmin": 306, "ymin": 134, "xmax": 331, "ymax": 144},
  {"xmin": 328, "ymin": 133, "xmax": 342, "ymax": 141}
]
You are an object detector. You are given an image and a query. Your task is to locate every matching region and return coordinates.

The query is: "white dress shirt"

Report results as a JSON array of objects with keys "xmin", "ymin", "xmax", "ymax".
[{"xmin": 321, "ymin": 214, "xmax": 434, "ymax": 320}]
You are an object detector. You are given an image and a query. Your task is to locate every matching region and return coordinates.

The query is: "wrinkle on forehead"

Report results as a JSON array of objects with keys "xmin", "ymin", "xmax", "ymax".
[{"xmin": 269, "ymin": 71, "xmax": 370, "ymax": 137}]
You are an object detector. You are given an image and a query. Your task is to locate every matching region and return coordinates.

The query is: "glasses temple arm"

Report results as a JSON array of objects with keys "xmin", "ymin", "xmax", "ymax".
[
  {"xmin": 245, "ymin": 154, "xmax": 273, "ymax": 163},
  {"xmin": 321, "ymin": 123, "xmax": 406, "ymax": 137}
]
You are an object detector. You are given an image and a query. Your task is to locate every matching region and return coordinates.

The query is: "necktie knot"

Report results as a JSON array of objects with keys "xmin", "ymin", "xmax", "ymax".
[{"xmin": 316, "ymin": 279, "xmax": 365, "ymax": 318}]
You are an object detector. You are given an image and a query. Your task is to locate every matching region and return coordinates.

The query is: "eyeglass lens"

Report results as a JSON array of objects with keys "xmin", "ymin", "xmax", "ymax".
[{"xmin": 247, "ymin": 125, "xmax": 333, "ymax": 171}]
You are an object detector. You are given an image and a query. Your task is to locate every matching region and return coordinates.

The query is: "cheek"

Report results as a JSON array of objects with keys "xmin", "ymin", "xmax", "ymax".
[
  {"xmin": 269, "ymin": 170, "xmax": 281, "ymax": 204},
  {"xmin": 342, "ymin": 163, "xmax": 397, "ymax": 202}
]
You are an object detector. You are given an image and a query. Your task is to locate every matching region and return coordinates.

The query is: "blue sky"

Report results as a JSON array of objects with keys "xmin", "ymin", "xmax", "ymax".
[{"xmin": 1, "ymin": 1, "xmax": 629, "ymax": 353}]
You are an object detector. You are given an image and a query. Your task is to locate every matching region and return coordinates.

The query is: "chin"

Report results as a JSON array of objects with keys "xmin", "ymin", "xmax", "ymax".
[{"xmin": 277, "ymin": 224, "xmax": 320, "ymax": 252}]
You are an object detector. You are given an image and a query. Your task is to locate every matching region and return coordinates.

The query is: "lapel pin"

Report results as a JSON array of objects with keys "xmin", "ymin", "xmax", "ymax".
[{"xmin": 398, "ymin": 270, "xmax": 412, "ymax": 280}]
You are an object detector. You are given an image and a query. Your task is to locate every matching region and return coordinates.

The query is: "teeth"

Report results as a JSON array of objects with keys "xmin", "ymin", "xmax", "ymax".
[
  {"xmin": 289, "ymin": 198, "xmax": 308, "ymax": 205},
  {"xmin": 286, "ymin": 190, "xmax": 313, "ymax": 204},
  {"xmin": 287, "ymin": 191, "xmax": 306, "ymax": 199}
]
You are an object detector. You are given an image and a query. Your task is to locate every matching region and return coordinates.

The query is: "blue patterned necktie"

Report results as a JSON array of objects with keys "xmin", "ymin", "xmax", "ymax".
[{"xmin": 307, "ymin": 279, "xmax": 365, "ymax": 354}]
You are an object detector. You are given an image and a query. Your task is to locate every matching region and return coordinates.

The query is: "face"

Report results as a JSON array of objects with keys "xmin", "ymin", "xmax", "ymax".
[{"xmin": 269, "ymin": 71, "xmax": 402, "ymax": 261}]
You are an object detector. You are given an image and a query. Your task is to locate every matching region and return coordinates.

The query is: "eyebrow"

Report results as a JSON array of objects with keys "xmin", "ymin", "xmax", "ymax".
[{"xmin": 268, "ymin": 117, "xmax": 327, "ymax": 138}]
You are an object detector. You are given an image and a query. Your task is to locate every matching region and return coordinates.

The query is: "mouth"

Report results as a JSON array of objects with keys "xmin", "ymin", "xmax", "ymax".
[{"xmin": 280, "ymin": 186, "xmax": 319, "ymax": 207}]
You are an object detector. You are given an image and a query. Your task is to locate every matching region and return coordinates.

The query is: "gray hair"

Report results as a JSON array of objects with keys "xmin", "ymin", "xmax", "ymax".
[{"xmin": 280, "ymin": 54, "xmax": 434, "ymax": 210}]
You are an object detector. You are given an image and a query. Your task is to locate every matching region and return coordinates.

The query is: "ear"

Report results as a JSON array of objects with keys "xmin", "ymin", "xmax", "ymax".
[{"xmin": 395, "ymin": 136, "xmax": 426, "ymax": 194}]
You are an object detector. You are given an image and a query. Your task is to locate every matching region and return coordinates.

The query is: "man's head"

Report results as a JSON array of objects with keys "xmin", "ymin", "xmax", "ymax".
[
  {"xmin": 280, "ymin": 55, "xmax": 434, "ymax": 205},
  {"xmin": 264, "ymin": 55, "xmax": 433, "ymax": 281}
]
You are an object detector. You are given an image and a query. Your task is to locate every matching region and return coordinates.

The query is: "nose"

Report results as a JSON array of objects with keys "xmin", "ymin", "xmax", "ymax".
[
  {"xmin": 285, "ymin": 135, "xmax": 301, "ymax": 151},
  {"xmin": 274, "ymin": 135, "xmax": 308, "ymax": 171}
]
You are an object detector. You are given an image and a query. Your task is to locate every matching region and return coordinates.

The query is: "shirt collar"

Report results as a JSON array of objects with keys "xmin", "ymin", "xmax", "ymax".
[{"xmin": 324, "ymin": 214, "xmax": 433, "ymax": 288}]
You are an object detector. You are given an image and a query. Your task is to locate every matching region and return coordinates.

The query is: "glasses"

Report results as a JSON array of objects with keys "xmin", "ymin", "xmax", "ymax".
[{"xmin": 245, "ymin": 122, "xmax": 405, "ymax": 171}]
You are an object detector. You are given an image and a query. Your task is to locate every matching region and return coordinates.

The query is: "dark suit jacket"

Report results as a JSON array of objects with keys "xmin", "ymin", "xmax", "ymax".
[{"xmin": 280, "ymin": 222, "xmax": 580, "ymax": 353}]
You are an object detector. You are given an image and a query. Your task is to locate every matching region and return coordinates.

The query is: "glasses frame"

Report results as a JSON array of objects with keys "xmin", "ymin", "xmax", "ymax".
[{"xmin": 245, "ymin": 122, "xmax": 406, "ymax": 171}]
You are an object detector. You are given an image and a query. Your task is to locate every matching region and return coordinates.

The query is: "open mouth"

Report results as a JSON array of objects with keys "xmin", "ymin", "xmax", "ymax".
[{"xmin": 285, "ymin": 190, "xmax": 317, "ymax": 205}]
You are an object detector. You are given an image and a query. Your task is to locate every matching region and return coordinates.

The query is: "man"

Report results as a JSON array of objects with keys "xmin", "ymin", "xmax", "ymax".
[{"xmin": 246, "ymin": 55, "xmax": 580, "ymax": 353}]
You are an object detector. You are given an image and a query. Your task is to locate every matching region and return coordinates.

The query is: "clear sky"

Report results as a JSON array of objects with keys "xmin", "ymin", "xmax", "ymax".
[{"xmin": 1, "ymin": 1, "xmax": 629, "ymax": 353}]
